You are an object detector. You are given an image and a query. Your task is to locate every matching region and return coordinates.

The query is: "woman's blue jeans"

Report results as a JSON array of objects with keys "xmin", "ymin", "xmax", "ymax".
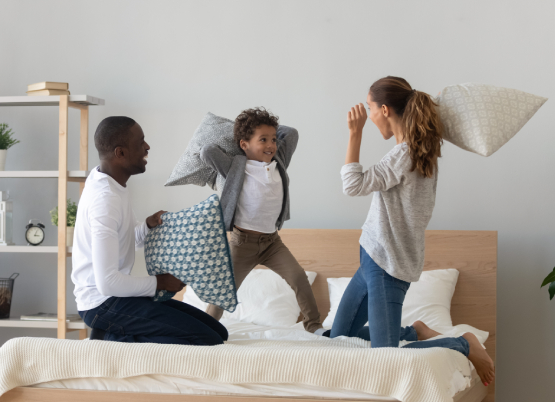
[
  {"xmin": 330, "ymin": 246, "xmax": 469, "ymax": 356},
  {"xmin": 79, "ymin": 296, "xmax": 228, "ymax": 345}
]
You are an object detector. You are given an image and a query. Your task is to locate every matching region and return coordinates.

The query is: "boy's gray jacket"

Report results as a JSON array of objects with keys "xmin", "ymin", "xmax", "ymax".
[{"xmin": 200, "ymin": 125, "xmax": 298, "ymax": 232}]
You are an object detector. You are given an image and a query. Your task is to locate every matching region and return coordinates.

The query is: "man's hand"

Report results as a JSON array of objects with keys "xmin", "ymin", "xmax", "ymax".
[
  {"xmin": 146, "ymin": 210, "xmax": 167, "ymax": 229},
  {"xmin": 347, "ymin": 103, "xmax": 367, "ymax": 135},
  {"xmin": 156, "ymin": 273, "xmax": 186, "ymax": 292}
]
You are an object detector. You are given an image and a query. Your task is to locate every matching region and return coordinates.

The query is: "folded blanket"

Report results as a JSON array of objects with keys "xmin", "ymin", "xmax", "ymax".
[
  {"xmin": 0, "ymin": 336, "xmax": 472, "ymax": 402},
  {"xmin": 144, "ymin": 194, "xmax": 238, "ymax": 312}
]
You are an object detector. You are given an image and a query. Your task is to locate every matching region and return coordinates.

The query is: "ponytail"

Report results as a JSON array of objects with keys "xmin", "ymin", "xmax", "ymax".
[
  {"xmin": 369, "ymin": 77, "xmax": 443, "ymax": 178},
  {"xmin": 402, "ymin": 91, "xmax": 443, "ymax": 178}
]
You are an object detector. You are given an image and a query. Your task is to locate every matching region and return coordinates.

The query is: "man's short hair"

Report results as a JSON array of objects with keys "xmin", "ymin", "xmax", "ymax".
[
  {"xmin": 233, "ymin": 107, "xmax": 279, "ymax": 149},
  {"xmin": 94, "ymin": 116, "xmax": 137, "ymax": 158}
]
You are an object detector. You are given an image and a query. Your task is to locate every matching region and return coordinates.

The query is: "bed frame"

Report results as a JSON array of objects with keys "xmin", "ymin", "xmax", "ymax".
[{"xmin": 1, "ymin": 229, "xmax": 497, "ymax": 402}]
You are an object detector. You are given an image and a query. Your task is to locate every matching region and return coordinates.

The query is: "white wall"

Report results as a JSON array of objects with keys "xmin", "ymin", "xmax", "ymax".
[{"xmin": 0, "ymin": 1, "xmax": 553, "ymax": 400}]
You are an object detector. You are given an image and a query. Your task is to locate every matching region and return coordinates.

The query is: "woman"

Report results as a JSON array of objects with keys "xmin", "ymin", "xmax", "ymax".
[{"xmin": 330, "ymin": 76, "xmax": 495, "ymax": 387}]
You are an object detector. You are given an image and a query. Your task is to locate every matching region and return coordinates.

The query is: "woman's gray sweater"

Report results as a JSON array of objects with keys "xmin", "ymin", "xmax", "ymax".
[{"xmin": 341, "ymin": 142, "xmax": 437, "ymax": 282}]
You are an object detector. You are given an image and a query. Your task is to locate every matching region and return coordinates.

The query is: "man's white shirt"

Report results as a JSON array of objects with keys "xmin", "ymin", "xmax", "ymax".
[{"xmin": 72, "ymin": 167, "xmax": 156, "ymax": 311}]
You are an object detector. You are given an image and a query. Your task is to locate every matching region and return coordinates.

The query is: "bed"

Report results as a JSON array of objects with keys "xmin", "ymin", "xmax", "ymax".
[{"xmin": 0, "ymin": 229, "xmax": 497, "ymax": 402}]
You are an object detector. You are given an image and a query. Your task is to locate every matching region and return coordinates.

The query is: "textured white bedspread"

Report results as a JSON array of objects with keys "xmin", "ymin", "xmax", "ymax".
[{"xmin": 0, "ymin": 320, "xmax": 482, "ymax": 402}]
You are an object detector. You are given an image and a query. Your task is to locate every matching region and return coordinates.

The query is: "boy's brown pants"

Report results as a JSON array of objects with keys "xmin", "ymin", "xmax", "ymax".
[{"xmin": 206, "ymin": 227, "xmax": 322, "ymax": 333}]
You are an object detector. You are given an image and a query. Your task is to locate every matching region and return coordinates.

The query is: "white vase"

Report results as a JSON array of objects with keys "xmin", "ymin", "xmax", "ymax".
[
  {"xmin": 0, "ymin": 150, "xmax": 7, "ymax": 171},
  {"xmin": 66, "ymin": 226, "xmax": 74, "ymax": 247}
]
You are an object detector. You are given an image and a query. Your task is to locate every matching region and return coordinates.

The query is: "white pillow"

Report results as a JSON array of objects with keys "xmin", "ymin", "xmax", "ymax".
[
  {"xmin": 183, "ymin": 269, "xmax": 317, "ymax": 327},
  {"xmin": 322, "ymin": 269, "xmax": 459, "ymax": 330},
  {"xmin": 437, "ymin": 83, "xmax": 547, "ymax": 157}
]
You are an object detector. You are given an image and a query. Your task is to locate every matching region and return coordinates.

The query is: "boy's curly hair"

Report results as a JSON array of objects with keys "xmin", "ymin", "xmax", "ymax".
[{"xmin": 234, "ymin": 107, "xmax": 279, "ymax": 149}]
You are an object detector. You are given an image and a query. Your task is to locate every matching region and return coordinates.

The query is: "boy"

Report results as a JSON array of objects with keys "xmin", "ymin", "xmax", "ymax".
[{"xmin": 200, "ymin": 108, "xmax": 323, "ymax": 333}]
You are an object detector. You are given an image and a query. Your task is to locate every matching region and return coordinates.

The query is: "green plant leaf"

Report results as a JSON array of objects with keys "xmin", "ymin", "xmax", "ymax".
[
  {"xmin": 549, "ymin": 281, "xmax": 555, "ymax": 300},
  {"xmin": 49, "ymin": 199, "xmax": 78, "ymax": 227},
  {"xmin": 0, "ymin": 123, "xmax": 20, "ymax": 150},
  {"xmin": 541, "ymin": 267, "xmax": 555, "ymax": 288}
]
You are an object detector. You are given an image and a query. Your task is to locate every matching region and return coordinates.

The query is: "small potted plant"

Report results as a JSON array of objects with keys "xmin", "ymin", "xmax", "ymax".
[
  {"xmin": 50, "ymin": 199, "xmax": 77, "ymax": 247},
  {"xmin": 0, "ymin": 123, "xmax": 20, "ymax": 171},
  {"xmin": 541, "ymin": 268, "xmax": 555, "ymax": 300}
]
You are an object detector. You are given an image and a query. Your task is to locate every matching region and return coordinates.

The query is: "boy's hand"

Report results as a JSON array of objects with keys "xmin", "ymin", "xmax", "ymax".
[
  {"xmin": 156, "ymin": 273, "xmax": 186, "ymax": 292},
  {"xmin": 146, "ymin": 210, "xmax": 167, "ymax": 229},
  {"xmin": 347, "ymin": 103, "xmax": 367, "ymax": 135}
]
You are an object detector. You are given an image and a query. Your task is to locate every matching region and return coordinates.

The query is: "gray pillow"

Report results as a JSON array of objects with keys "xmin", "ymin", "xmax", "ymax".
[{"xmin": 165, "ymin": 112, "xmax": 242, "ymax": 190}]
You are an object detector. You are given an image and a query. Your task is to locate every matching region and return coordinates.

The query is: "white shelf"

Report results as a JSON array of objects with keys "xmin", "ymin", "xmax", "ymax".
[
  {"xmin": 0, "ymin": 318, "xmax": 86, "ymax": 329},
  {"xmin": 0, "ymin": 170, "xmax": 88, "ymax": 179},
  {"xmin": 0, "ymin": 246, "xmax": 72, "ymax": 253},
  {"xmin": 0, "ymin": 95, "xmax": 104, "ymax": 106}
]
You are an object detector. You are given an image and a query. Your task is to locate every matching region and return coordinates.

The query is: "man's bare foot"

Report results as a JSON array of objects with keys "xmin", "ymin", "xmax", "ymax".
[
  {"xmin": 412, "ymin": 320, "xmax": 441, "ymax": 340},
  {"xmin": 462, "ymin": 332, "xmax": 495, "ymax": 386}
]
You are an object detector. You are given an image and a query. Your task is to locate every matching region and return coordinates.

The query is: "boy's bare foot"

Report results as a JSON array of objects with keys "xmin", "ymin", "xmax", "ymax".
[
  {"xmin": 462, "ymin": 332, "xmax": 495, "ymax": 386},
  {"xmin": 412, "ymin": 320, "xmax": 441, "ymax": 340}
]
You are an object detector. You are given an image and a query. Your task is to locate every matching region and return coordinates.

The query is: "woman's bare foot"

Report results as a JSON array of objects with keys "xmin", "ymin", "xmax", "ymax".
[
  {"xmin": 412, "ymin": 320, "xmax": 441, "ymax": 340},
  {"xmin": 462, "ymin": 332, "xmax": 495, "ymax": 386}
]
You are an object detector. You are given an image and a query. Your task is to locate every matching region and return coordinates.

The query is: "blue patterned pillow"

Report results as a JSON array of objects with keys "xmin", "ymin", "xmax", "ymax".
[{"xmin": 144, "ymin": 194, "xmax": 238, "ymax": 312}]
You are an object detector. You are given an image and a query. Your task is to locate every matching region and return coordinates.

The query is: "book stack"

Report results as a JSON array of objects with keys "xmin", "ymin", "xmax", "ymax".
[{"xmin": 27, "ymin": 82, "xmax": 70, "ymax": 96}]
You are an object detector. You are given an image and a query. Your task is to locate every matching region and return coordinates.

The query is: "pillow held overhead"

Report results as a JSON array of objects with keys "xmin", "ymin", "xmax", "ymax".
[
  {"xmin": 165, "ymin": 112, "xmax": 242, "ymax": 190},
  {"xmin": 437, "ymin": 83, "xmax": 547, "ymax": 157},
  {"xmin": 144, "ymin": 194, "xmax": 238, "ymax": 312}
]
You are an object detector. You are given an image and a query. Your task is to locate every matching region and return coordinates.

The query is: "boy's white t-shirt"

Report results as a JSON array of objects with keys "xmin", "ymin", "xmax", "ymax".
[
  {"xmin": 234, "ymin": 160, "xmax": 283, "ymax": 234},
  {"xmin": 71, "ymin": 167, "xmax": 156, "ymax": 311}
]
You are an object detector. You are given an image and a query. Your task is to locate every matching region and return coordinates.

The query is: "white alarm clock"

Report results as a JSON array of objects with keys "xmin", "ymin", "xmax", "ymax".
[{"xmin": 25, "ymin": 220, "xmax": 45, "ymax": 246}]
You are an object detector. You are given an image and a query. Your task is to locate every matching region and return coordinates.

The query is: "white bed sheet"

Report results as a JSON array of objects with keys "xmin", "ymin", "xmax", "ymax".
[{"xmin": 32, "ymin": 319, "xmax": 481, "ymax": 400}]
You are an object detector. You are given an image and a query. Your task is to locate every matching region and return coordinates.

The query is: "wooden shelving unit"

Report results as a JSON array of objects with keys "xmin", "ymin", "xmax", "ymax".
[{"xmin": 0, "ymin": 94, "xmax": 104, "ymax": 339}]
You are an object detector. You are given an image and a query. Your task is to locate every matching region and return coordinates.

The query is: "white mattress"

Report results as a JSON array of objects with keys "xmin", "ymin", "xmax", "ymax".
[{"xmin": 32, "ymin": 319, "xmax": 478, "ymax": 400}]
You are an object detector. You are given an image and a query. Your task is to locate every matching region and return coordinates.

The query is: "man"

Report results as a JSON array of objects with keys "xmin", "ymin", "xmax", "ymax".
[{"xmin": 72, "ymin": 116, "xmax": 228, "ymax": 345}]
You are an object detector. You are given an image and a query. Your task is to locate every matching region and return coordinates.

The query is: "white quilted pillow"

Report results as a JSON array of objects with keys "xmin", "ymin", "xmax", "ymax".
[
  {"xmin": 183, "ymin": 269, "xmax": 317, "ymax": 327},
  {"xmin": 323, "ymin": 269, "xmax": 459, "ymax": 330},
  {"xmin": 437, "ymin": 83, "xmax": 547, "ymax": 157}
]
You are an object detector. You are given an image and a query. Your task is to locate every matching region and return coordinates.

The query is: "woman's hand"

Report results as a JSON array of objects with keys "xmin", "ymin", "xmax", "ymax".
[
  {"xmin": 345, "ymin": 103, "xmax": 366, "ymax": 164},
  {"xmin": 347, "ymin": 103, "xmax": 367, "ymax": 135}
]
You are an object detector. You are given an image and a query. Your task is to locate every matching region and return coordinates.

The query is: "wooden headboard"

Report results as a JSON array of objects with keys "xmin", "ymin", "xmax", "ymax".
[{"xmin": 176, "ymin": 229, "xmax": 497, "ymax": 402}]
